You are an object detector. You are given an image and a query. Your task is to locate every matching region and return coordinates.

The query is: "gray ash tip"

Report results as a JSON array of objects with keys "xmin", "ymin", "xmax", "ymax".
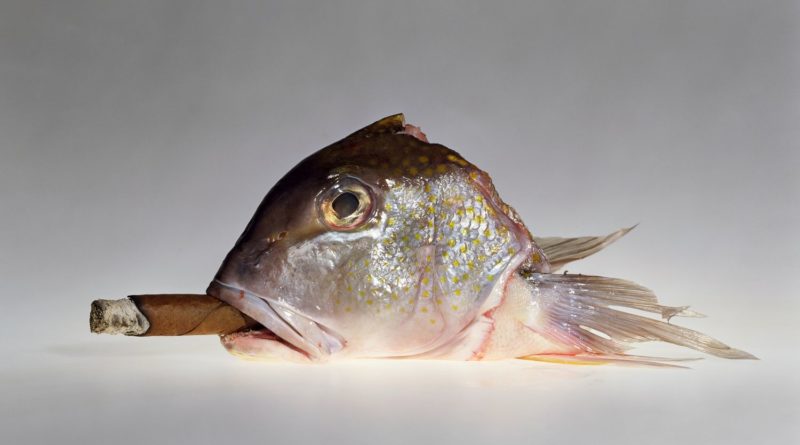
[{"xmin": 90, "ymin": 298, "xmax": 150, "ymax": 336}]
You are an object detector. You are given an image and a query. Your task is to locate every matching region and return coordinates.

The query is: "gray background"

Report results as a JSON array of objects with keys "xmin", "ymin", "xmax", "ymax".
[{"xmin": 1, "ymin": 1, "xmax": 798, "ymax": 444}]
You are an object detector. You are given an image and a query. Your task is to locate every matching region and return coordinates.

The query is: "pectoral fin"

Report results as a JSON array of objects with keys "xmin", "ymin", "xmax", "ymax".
[
  {"xmin": 534, "ymin": 225, "xmax": 636, "ymax": 271},
  {"xmin": 520, "ymin": 272, "xmax": 756, "ymax": 360}
]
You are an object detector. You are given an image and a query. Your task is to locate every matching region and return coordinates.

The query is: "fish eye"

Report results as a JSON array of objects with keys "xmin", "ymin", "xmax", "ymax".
[
  {"xmin": 320, "ymin": 179, "xmax": 374, "ymax": 230},
  {"xmin": 332, "ymin": 192, "xmax": 359, "ymax": 218}
]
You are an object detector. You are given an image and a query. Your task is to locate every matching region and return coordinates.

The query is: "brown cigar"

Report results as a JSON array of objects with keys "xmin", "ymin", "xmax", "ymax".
[{"xmin": 90, "ymin": 294, "xmax": 259, "ymax": 336}]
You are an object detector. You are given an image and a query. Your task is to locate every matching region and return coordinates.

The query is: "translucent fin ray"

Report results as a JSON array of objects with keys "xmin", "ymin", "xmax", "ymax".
[
  {"xmin": 522, "ymin": 272, "xmax": 756, "ymax": 360},
  {"xmin": 534, "ymin": 225, "xmax": 636, "ymax": 271},
  {"xmin": 519, "ymin": 353, "xmax": 700, "ymax": 368}
]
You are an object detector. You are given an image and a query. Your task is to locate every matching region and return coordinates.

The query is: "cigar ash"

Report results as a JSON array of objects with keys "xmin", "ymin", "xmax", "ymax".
[{"xmin": 90, "ymin": 298, "xmax": 150, "ymax": 335}]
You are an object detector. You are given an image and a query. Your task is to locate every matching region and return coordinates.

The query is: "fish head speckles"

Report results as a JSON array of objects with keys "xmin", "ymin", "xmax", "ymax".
[{"xmin": 208, "ymin": 114, "xmax": 533, "ymax": 358}]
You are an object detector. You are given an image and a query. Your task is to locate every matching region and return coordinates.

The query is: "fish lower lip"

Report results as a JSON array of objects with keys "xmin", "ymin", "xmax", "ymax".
[{"xmin": 207, "ymin": 280, "xmax": 344, "ymax": 359}]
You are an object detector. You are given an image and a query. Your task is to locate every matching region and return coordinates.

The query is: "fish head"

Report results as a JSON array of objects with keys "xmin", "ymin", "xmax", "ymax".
[{"xmin": 207, "ymin": 114, "xmax": 533, "ymax": 360}]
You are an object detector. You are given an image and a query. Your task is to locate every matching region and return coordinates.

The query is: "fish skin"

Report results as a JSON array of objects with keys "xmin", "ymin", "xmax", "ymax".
[{"xmin": 207, "ymin": 114, "xmax": 754, "ymax": 363}]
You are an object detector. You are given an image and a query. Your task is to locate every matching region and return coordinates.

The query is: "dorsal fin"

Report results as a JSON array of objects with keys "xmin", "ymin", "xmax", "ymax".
[{"xmin": 534, "ymin": 225, "xmax": 636, "ymax": 271}]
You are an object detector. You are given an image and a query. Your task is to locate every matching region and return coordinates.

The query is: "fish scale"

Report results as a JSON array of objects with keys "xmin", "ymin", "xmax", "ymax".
[{"xmin": 322, "ymin": 168, "xmax": 521, "ymax": 356}]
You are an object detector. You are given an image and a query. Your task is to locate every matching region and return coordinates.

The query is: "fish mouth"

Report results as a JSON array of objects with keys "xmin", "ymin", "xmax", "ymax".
[{"xmin": 207, "ymin": 280, "xmax": 344, "ymax": 360}]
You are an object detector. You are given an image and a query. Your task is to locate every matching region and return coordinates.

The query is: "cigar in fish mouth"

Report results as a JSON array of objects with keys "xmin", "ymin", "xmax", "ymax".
[
  {"xmin": 88, "ymin": 114, "xmax": 756, "ymax": 365},
  {"xmin": 90, "ymin": 294, "xmax": 258, "ymax": 336}
]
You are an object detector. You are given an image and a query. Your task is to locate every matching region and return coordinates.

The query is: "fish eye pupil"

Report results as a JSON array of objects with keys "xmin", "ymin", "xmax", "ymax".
[{"xmin": 332, "ymin": 192, "xmax": 359, "ymax": 218}]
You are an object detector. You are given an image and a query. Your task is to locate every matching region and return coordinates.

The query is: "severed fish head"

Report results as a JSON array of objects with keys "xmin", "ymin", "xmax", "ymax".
[{"xmin": 207, "ymin": 114, "xmax": 539, "ymax": 361}]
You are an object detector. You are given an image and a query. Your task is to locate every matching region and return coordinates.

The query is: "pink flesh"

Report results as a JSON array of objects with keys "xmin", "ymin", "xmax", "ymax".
[{"xmin": 399, "ymin": 124, "xmax": 429, "ymax": 142}]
